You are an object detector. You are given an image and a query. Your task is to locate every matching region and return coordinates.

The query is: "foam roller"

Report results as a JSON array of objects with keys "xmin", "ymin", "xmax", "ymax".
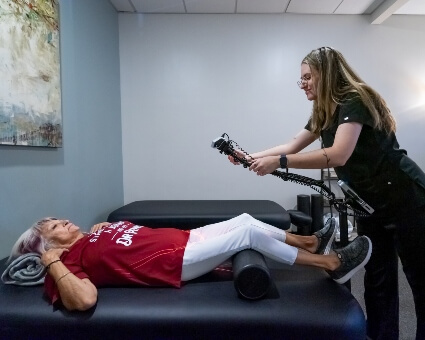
[{"xmin": 232, "ymin": 249, "xmax": 272, "ymax": 300}]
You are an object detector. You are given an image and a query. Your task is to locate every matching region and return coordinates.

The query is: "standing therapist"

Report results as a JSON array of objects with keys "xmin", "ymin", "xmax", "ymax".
[{"xmin": 229, "ymin": 47, "xmax": 425, "ymax": 340}]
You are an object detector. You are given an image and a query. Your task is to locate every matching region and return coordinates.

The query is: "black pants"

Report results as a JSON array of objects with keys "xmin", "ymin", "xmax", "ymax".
[{"xmin": 357, "ymin": 206, "xmax": 425, "ymax": 340}]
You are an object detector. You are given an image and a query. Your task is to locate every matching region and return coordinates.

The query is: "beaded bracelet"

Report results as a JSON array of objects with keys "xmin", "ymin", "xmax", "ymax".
[
  {"xmin": 46, "ymin": 259, "xmax": 61, "ymax": 270},
  {"xmin": 55, "ymin": 271, "xmax": 71, "ymax": 285}
]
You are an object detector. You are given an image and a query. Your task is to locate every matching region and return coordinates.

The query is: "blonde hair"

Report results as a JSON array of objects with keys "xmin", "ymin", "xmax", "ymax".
[
  {"xmin": 302, "ymin": 47, "xmax": 396, "ymax": 137},
  {"xmin": 8, "ymin": 217, "xmax": 57, "ymax": 262}
]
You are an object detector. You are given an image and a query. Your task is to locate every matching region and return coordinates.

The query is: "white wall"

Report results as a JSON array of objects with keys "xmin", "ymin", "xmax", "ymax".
[{"xmin": 119, "ymin": 13, "xmax": 425, "ymax": 210}]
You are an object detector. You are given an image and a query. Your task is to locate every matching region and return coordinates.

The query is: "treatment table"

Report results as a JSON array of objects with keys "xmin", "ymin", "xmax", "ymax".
[{"xmin": 0, "ymin": 200, "xmax": 366, "ymax": 339}]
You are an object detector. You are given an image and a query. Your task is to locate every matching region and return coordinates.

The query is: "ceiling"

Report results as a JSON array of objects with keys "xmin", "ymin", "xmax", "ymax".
[{"xmin": 109, "ymin": 0, "xmax": 425, "ymax": 24}]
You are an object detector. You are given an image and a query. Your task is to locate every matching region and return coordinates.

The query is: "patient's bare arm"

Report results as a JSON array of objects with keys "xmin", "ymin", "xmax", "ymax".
[{"xmin": 41, "ymin": 249, "xmax": 98, "ymax": 311}]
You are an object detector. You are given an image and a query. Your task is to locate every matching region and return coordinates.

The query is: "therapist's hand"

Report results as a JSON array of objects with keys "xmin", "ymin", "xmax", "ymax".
[
  {"xmin": 228, "ymin": 150, "xmax": 254, "ymax": 165},
  {"xmin": 249, "ymin": 156, "xmax": 280, "ymax": 176}
]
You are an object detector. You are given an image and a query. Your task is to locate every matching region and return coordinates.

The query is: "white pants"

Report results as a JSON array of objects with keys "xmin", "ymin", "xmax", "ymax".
[{"xmin": 181, "ymin": 213, "xmax": 299, "ymax": 281}]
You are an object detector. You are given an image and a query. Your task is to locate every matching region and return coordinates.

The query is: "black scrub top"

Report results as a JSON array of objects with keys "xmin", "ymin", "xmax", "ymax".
[{"xmin": 305, "ymin": 95, "xmax": 425, "ymax": 221}]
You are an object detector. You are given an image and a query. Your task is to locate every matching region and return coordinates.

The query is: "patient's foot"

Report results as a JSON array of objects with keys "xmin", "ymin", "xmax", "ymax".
[
  {"xmin": 327, "ymin": 236, "xmax": 372, "ymax": 284},
  {"xmin": 313, "ymin": 217, "xmax": 336, "ymax": 255}
]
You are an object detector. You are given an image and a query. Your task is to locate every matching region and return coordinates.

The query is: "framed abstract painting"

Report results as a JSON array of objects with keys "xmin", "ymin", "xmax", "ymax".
[{"xmin": 0, "ymin": 0, "xmax": 61, "ymax": 147}]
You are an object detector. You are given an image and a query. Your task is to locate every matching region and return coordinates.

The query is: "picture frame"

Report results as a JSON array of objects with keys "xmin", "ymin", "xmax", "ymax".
[{"xmin": 0, "ymin": 0, "xmax": 62, "ymax": 147}]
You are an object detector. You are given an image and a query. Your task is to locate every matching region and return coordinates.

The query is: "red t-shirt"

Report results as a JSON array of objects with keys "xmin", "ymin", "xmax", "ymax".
[{"xmin": 44, "ymin": 221, "xmax": 190, "ymax": 304}]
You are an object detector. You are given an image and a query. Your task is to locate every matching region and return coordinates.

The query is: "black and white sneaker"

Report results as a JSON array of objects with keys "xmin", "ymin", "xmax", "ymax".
[
  {"xmin": 327, "ymin": 236, "xmax": 372, "ymax": 284},
  {"xmin": 314, "ymin": 217, "xmax": 336, "ymax": 255}
]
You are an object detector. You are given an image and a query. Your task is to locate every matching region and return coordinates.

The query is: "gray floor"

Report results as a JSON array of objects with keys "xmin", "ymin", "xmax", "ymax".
[{"xmin": 350, "ymin": 260, "xmax": 417, "ymax": 340}]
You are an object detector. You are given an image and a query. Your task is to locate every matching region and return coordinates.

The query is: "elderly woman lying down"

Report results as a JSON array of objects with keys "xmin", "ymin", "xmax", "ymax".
[{"xmin": 9, "ymin": 213, "xmax": 371, "ymax": 311}]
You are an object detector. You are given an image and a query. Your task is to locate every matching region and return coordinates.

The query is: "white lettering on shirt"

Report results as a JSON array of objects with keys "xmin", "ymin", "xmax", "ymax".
[{"xmin": 116, "ymin": 225, "xmax": 143, "ymax": 247}]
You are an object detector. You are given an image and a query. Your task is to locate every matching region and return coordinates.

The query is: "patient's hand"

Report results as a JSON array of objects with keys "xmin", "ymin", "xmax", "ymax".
[
  {"xmin": 41, "ymin": 248, "xmax": 68, "ymax": 267},
  {"xmin": 90, "ymin": 222, "xmax": 111, "ymax": 233}
]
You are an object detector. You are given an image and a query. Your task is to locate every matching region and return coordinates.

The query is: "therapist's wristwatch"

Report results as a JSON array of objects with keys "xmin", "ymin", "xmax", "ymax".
[{"xmin": 279, "ymin": 155, "xmax": 288, "ymax": 169}]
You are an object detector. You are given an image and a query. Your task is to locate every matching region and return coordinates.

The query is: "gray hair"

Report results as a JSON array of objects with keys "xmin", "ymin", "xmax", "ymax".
[{"xmin": 8, "ymin": 217, "xmax": 57, "ymax": 262}]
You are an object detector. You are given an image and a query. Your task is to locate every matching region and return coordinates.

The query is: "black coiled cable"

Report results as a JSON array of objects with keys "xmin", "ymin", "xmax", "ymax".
[{"xmin": 212, "ymin": 133, "xmax": 370, "ymax": 217}]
